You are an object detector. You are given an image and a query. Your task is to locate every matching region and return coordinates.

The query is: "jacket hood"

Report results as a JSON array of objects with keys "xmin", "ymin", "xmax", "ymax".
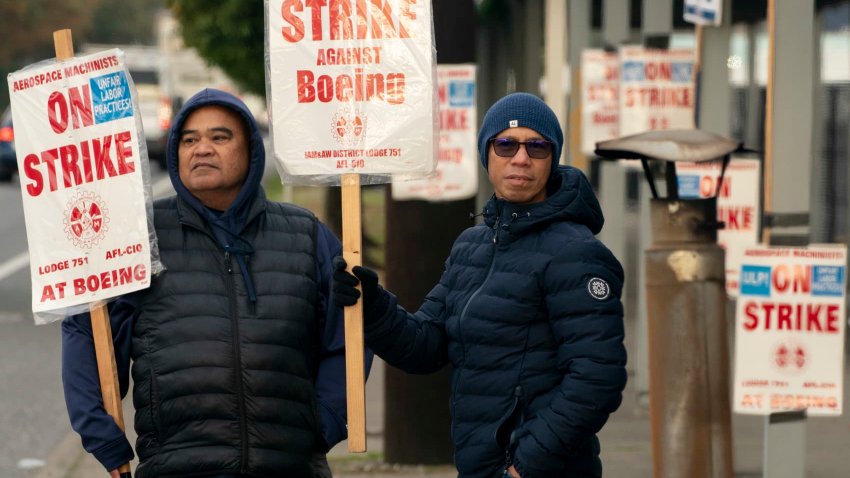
[
  {"xmin": 483, "ymin": 166, "xmax": 604, "ymax": 235},
  {"xmin": 166, "ymin": 88, "xmax": 265, "ymax": 226}
]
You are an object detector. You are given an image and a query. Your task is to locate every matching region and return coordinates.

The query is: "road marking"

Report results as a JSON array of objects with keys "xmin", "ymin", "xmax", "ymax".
[
  {"xmin": 0, "ymin": 311, "xmax": 24, "ymax": 324},
  {"xmin": 0, "ymin": 251, "xmax": 29, "ymax": 281},
  {"xmin": 17, "ymin": 458, "xmax": 45, "ymax": 470}
]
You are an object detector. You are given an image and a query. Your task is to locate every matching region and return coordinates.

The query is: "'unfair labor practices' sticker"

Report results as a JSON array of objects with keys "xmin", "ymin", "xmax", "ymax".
[
  {"xmin": 90, "ymin": 71, "xmax": 133, "ymax": 123},
  {"xmin": 812, "ymin": 266, "xmax": 845, "ymax": 297}
]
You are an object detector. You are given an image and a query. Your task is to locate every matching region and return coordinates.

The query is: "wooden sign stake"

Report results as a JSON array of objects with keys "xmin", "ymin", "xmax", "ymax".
[
  {"xmin": 53, "ymin": 29, "xmax": 132, "ymax": 477},
  {"xmin": 341, "ymin": 173, "xmax": 366, "ymax": 452}
]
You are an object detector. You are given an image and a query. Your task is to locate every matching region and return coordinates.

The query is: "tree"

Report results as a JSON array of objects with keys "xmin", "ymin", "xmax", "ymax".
[
  {"xmin": 167, "ymin": 0, "xmax": 265, "ymax": 96},
  {"xmin": 0, "ymin": 0, "xmax": 102, "ymax": 108},
  {"xmin": 0, "ymin": 0, "xmax": 165, "ymax": 109},
  {"xmin": 87, "ymin": 0, "xmax": 164, "ymax": 45}
]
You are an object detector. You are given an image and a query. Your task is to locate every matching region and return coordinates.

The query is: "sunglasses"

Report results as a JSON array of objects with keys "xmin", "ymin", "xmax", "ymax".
[{"xmin": 490, "ymin": 137, "xmax": 554, "ymax": 159}]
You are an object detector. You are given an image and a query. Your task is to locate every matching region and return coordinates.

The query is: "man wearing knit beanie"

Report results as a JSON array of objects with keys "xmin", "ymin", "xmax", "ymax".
[
  {"xmin": 333, "ymin": 91, "xmax": 626, "ymax": 478},
  {"xmin": 477, "ymin": 92, "xmax": 564, "ymax": 174},
  {"xmin": 476, "ymin": 92, "xmax": 567, "ymax": 206}
]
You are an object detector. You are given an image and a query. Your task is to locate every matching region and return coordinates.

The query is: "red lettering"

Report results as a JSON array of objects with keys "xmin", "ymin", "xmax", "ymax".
[
  {"xmin": 742, "ymin": 301, "xmax": 839, "ymax": 334},
  {"xmin": 762, "ymin": 302, "xmax": 775, "ymax": 329},
  {"xmin": 134, "ymin": 264, "xmax": 147, "ymax": 281},
  {"xmin": 793, "ymin": 265, "xmax": 811, "ymax": 293},
  {"xmin": 297, "ymin": 70, "xmax": 316, "ymax": 102},
  {"xmin": 296, "ymin": 68, "xmax": 404, "ymax": 104},
  {"xmin": 41, "ymin": 148, "xmax": 60, "ymax": 192},
  {"xmin": 317, "ymin": 75, "xmax": 333, "ymax": 102},
  {"xmin": 23, "ymin": 131, "xmax": 136, "ymax": 197},
  {"xmin": 283, "ymin": 0, "xmax": 415, "ymax": 41},
  {"xmin": 744, "ymin": 301, "xmax": 758, "ymax": 330},
  {"xmin": 826, "ymin": 304, "xmax": 839, "ymax": 333},
  {"xmin": 24, "ymin": 154, "xmax": 43, "ymax": 196},
  {"xmin": 306, "ymin": 0, "xmax": 327, "ymax": 40},
  {"xmin": 113, "ymin": 131, "xmax": 136, "ymax": 175},
  {"xmin": 59, "ymin": 144, "xmax": 82, "ymax": 188},
  {"xmin": 777, "ymin": 303, "xmax": 792, "ymax": 330},
  {"xmin": 48, "ymin": 91, "xmax": 69, "ymax": 134},
  {"xmin": 330, "ymin": 0, "xmax": 353, "ymax": 40},
  {"xmin": 92, "ymin": 135, "xmax": 119, "ymax": 179},
  {"xmin": 73, "ymin": 278, "xmax": 86, "ymax": 295},
  {"xmin": 282, "ymin": 0, "xmax": 305, "ymax": 42},
  {"xmin": 68, "ymin": 85, "xmax": 93, "ymax": 129},
  {"xmin": 40, "ymin": 285, "xmax": 56, "ymax": 302},
  {"xmin": 718, "ymin": 177, "xmax": 731, "ymax": 197}
]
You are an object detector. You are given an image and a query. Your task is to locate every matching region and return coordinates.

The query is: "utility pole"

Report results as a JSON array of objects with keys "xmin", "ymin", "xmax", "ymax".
[{"xmin": 382, "ymin": 0, "xmax": 477, "ymax": 464}]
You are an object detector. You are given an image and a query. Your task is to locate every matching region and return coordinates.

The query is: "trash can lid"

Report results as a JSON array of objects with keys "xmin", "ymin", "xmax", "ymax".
[{"xmin": 594, "ymin": 129, "xmax": 745, "ymax": 163}]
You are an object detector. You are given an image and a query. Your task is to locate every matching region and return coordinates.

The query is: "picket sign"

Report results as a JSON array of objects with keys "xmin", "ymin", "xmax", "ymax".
[
  {"xmin": 265, "ymin": 0, "xmax": 438, "ymax": 452},
  {"xmin": 53, "ymin": 29, "xmax": 132, "ymax": 478}
]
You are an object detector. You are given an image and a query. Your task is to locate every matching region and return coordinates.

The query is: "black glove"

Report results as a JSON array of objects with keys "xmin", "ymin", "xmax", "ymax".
[{"xmin": 332, "ymin": 256, "xmax": 379, "ymax": 310}]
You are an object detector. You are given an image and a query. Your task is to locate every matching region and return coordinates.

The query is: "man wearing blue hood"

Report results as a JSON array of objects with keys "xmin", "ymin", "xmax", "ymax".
[
  {"xmin": 61, "ymin": 89, "xmax": 363, "ymax": 477},
  {"xmin": 333, "ymin": 92, "xmax": 627, "ymax": 478}
]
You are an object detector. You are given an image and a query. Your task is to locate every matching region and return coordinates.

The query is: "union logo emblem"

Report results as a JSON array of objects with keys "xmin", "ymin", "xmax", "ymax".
[
  {"xmin": 331, "ymin": 109, "xmax": 367, "ymax": 146},
  {"xmin": 773, "ymin": 340, "xmax": 807, "ymax": 374},
  {"xmin": 63, "ymin": 191, "xmax": 109, "ymax": 248}
]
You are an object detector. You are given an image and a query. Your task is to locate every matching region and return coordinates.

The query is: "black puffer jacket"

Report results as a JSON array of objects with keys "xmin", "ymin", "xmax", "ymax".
[
  {"xmin": 365, "ymin": 166, "xmax": 627, "ymax": 478},
  {"xmin": 131, "ymin": 194, "xmax": 324, "ymax": 478}
]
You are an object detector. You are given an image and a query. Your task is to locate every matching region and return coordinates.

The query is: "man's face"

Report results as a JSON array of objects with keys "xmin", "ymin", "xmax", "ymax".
[
  {"xmin": 487, "ymin": 127, "xmax": 551, "ymax": 205},
  {"xmin": 178, "ymin": 105, "xmax": 250, "ymax": 210}
]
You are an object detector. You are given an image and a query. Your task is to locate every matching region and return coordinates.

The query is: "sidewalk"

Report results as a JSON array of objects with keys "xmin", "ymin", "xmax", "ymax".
[{"xmin": 32, "ymin": 355, "xmax": 850, "ymax": 478}]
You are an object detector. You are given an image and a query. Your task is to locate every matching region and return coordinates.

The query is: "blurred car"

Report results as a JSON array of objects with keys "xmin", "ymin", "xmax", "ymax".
[{"xmin": 0, "ymin": 106, "xmax": 15, "ymax": 182}]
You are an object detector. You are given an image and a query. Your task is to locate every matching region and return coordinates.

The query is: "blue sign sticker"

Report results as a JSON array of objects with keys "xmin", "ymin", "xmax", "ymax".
[
  {"xmin": 740, "ymin": 265, "xmax": 771, "ymax": 296},
  {"xmin": 90, "ymin": 71, "xmax": 134, "ymax": 123},
  {"xmin": 811, "ymin": 265, "xmax": 845, "ymax": 297},
  {"xmin": 671, "ymin": 62, "xmax": 694, "ymax": 82},
  {"xmin": 449, "ymin": 80, "xmax": 475, "ymax": 108},
  {"xmin": 621, "ymin": 61, "xmax": 645, "ymax": 82},
  {"xmin": 677, "ymin": 174, "xmax": 701, "ymax": 198}
]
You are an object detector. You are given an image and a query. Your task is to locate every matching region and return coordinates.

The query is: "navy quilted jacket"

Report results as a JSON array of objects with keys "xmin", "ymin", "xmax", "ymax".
[{"xmin": 365, "ymin": 166, "xmax": 627, "ymax": 478}]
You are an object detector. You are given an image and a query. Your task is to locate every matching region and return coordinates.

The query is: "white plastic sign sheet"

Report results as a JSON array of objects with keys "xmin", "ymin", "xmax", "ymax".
[
  {"xmin": 684, "ymin": 0, "xmax": 723, "ymax": 26},
  {"xmin": 8, "ymin": 50, "xmax": 153, "ymax": 317},
  {"xmin": 581, "ymin": 49, "xmax": 619, "ymax": 156},
  {"xmin": 733, "ymin": 245, "xmax": 846, "ymax": 417},
  {"xmin": 677, "ymin": 158, "xmax": 761, "ymax": 295},
  {"xmin": 266, "ymin": 0, "xmax": 437, "ymax": 185},
  {"xmin": 619, "ymin": 46, "xmax": 695, "ymax": 136},
  {"xmin": 392, "ymin": 64, "xmax": 477, "ymax": 201}
]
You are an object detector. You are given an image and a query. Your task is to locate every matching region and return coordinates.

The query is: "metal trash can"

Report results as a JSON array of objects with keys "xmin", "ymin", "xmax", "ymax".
[
  {"xmin": 645, "ymin": 197, "xmax": 733, "ymax": 478},
  {"xmin": 595, "ymin": 129, "xmax": 745, "ymax": 478}
]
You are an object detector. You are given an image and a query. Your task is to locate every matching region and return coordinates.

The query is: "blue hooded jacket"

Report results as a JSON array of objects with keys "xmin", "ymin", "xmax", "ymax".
[
  {"xmin": 61, "ymin": 89, "xmax": 362, "ymax": 473},
  {"xmin": 362, "ymin": 166, "xmax": 626, "ymax": 478}
]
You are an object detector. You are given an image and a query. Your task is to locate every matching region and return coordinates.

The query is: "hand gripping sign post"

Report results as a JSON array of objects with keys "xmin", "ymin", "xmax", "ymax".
[
  {"xmin": 265, "ymin": 1, "xmax": 437, "ymax": 452},
  {"xmin": 8, "ymin": 29, "xmax": 164, "ymax": 476}
]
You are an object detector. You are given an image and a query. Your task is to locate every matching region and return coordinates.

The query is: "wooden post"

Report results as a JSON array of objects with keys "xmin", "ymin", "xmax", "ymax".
[
  {"xmin": 53, "ymin": 29, "xmax": 132, "ymax": 477},
  {"xmin": 763, "ymin": 0, "xmax": 775, "ymax": 245},
  {"xmin": 341, "ymin": 173, "xmax": 366, "ymax": 452}
]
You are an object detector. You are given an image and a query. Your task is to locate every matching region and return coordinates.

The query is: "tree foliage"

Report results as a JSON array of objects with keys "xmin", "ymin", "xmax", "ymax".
[
  {"xmin": 0, "ymin": 0, "xmax": 164, "ymax": 108},
  {"xmin": 167, "ymin": 0, "xmax": 265, "ymax": 96},
  {"xmin": 87, "ymin": 0, "xmax": 164, "ymax": 45}
]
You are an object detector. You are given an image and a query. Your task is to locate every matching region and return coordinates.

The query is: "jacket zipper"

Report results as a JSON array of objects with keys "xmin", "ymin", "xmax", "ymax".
[
  {"xmin": 452, "ymin": 224, "xmax": 500, "ymax": 404},
  {"xmin": 224, "ymin": 251, "xmax": 249, "ymax": 473}
]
